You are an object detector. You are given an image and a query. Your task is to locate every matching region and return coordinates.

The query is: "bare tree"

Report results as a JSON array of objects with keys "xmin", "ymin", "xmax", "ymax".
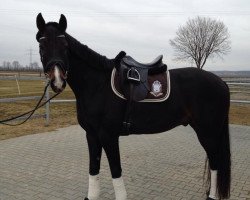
[{"xmin": 170, "ymin": 16, "xmax": 231, "ymax": 69}]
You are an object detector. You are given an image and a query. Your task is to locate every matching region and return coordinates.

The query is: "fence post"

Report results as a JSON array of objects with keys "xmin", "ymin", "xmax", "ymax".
[
  {"xmin": 45, "ymin": 81, "xmax": 50, "ymax": 126},
  {"xmin": 15, "ymin": 75, "xmax": 21, "ymax": 95}
]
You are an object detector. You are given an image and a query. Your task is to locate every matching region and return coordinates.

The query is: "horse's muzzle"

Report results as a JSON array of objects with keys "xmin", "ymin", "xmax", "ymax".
[{"xmin": 46, "ymin": 63, "xmax": 67, "ymax": 93}]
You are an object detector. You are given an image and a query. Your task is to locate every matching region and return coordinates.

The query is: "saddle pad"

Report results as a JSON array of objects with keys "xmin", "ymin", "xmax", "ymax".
[{"xmin": 111, "ymin": 68, "xmax": 171, "ymax": 102}]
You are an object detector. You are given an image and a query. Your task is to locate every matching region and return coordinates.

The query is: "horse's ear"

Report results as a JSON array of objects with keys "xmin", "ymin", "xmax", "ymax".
[
  {"xmin": 59, "ymin": 14, "xmax": 67, "ymax": 32},
  {"xmin": 36, "ymin": 13, "xmax": 45, "ymax": 31}
]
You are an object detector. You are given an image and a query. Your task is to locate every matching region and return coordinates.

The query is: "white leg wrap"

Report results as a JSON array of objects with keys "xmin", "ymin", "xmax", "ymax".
[
  {"xmin": 209, "ymin": 170, "xmax": 218, "ymax": 199},
  {"xmin": 112, "ymin": 177, "xmax": 127, "ymax": 200},
  {"xmin": 87, "ymin": 174, "xmax": 100, "ymax": 200}
]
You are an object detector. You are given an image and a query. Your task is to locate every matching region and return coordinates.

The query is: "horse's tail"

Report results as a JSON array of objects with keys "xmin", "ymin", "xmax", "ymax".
[{"xmin": 217, "ymin": 114, "xmax": 231, "ymax": 199}]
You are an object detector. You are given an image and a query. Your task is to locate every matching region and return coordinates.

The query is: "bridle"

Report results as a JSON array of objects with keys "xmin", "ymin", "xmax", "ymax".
[
  {"xmin": 0, "ymin": 80, "xmax": 60, "ymax": 126},
  {"xmin": 39, "ymin": 34, "xmax": 69, "ymax": 80},
  {"xmin": 39, "ymin": 34, "xmax": 67, "ymax": 64}
]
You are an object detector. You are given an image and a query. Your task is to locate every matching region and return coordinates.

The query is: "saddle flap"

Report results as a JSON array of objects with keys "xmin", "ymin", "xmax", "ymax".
[
  {"xmin": 119, "ymin": 65, "xmax": 149, "ymax": 101},
  {"xmin": 120, "ymin": 61, "xmax": 148, "ymax": 83}
]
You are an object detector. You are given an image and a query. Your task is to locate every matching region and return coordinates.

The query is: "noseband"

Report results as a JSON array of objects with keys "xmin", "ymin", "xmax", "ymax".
[{"xmin": 44, "ymin": 60, "xmax": 68, "ymax": 80}]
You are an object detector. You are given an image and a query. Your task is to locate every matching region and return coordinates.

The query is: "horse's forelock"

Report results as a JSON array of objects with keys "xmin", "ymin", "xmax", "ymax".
[
  {"xmin": 36, "ymin": 23, "xmax": 65, "ymax": 41},
  {"xmin": 46, "ymin": 22, "xmax": 59, "ymax": 27}
]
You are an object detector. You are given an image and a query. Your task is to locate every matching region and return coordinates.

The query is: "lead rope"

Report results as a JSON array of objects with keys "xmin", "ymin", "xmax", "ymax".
[{"xmin": 0, "ymin": 81, "xmax": 60, "ymax": 126}]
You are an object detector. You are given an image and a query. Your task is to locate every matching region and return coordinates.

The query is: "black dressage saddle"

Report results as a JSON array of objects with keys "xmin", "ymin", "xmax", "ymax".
[
  {"xmin": 119, "ymin": 55, "xmax": 167, "ymax": 101},
  {"xmin": 117, "ymin": 54, "xmax": 167, "ymax": 133}
]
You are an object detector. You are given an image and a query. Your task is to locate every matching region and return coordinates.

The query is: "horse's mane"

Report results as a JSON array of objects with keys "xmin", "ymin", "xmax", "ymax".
[{"xmin": 65, "ymin": 33, "xmax": 115, "ymax": 71}]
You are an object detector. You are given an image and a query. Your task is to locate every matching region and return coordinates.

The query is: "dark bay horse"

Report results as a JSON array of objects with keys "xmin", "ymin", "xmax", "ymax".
[{"xmin": 36, "ymin": 13, "xmax": 231, "ymax": 200}]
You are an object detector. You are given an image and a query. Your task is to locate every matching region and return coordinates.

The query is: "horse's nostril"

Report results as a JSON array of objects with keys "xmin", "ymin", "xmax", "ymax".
[{"xmin": 50, "ymin": 77, "xmax": 66, "ymax": 94}]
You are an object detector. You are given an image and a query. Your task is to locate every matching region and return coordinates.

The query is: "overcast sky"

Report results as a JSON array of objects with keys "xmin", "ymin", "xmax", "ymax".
[{"xmin": 0, "ymin": 0, "xmax": 249, "ymax": 71}]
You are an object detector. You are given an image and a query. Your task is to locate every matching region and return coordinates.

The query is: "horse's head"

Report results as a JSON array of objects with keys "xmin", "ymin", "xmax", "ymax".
[{"xmin": 36, "ymin": 13, "xmax": 69, "ymax": 93}]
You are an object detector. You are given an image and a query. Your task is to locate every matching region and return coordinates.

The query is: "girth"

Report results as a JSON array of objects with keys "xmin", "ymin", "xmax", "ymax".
[{"xmin": 117, "ymin": 55, "xmax": 167, "ymax": 134}]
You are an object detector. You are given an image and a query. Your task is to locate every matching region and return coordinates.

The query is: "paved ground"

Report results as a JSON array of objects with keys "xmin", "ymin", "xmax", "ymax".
[{"xmin": 0, "ymin": 124, "xmax": 249, "ymax": 200}]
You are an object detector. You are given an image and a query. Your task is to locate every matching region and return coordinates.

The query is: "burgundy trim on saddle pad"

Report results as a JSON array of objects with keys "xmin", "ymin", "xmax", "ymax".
[{"xmin": 111, "ymin": 68, "xmax": 171, "ymax": 102}]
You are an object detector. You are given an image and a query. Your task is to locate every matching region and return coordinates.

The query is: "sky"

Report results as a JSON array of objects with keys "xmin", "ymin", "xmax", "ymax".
[{"xmin": 0, "ymin": 0, "xmax": 249, "ymax": 71}]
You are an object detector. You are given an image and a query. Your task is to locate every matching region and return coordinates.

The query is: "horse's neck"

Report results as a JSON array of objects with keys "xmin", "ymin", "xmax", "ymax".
[
  {"xmin": 65, "ymin": 33, "xmax": 113, "ymax": 98},
  {"xmin": 67, "ymin": 57, "xmax": 110, "ymax": 99}
]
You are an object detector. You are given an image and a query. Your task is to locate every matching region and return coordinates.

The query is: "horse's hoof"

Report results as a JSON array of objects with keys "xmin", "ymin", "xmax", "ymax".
[
  {"xmin": 206, "ymin": 197, "xmax": 215, "ymax": 200},
  {"xmin": 84, "ymin": 198, "xmax": 89, "ymax": 200}
]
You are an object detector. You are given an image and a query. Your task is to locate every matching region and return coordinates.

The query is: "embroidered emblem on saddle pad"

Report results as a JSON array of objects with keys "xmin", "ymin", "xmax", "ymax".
[
  {"xmin": 150, "ymin": 80, "xmax": 163, "ymax": 97},
  {"xmin": 111, "ymin": 68, "xmax": 171, "ymax": 102}
]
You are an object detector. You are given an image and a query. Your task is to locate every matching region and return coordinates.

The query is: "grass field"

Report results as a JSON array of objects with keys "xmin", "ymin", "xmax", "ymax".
[
  {"xmin": 0, "ymin": 78, "xmax": 77, "ymax": 140},
  {"xmin": 0, "ymin": 79, "xmax": 46, "ymax": 97},
  {"xmin": 0, "ymin": 78, "xmax": 250, "ymax": 140}
]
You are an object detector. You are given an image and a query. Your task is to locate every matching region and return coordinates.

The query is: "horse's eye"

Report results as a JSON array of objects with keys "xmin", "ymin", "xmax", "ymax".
[
  {"xmin": 58, "ymin": 39, "xmax": 68, "ymax": 47},
  {"xmin": 63, "ymin": 40, "xmax": 68, "ymax": 47},
  {"xmin": 57, "ymin": 35, "xmax": 67, "ymax": 46}
]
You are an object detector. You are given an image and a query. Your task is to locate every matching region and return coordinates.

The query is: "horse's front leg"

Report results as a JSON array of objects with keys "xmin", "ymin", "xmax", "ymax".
[
  {"xmin": 85, "ymin": 133, "xmax": 102, "ymax": 200},
  {"xmin": 100, "ymin": 132, "xmax": 127, "ymax": 200}
]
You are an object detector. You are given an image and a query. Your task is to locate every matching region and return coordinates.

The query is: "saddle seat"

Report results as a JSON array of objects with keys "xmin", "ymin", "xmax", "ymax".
[
  {"xmin": 123, "ymin": 55, "xmax": 166, "ymax": 75},
  {"xmin": 123, "ymin": 55, "xmax": 163, "ymax": 68}
]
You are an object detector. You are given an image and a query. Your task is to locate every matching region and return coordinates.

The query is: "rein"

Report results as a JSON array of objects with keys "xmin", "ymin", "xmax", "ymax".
[{"xmin": 0, "ymin": 81, "xmax": 60, "ymax": 126}]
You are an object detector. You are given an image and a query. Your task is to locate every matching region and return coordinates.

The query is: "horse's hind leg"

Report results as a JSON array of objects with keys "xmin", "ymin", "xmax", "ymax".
[
  {"xmin": 191, "ymin": 114, "xmax": 231, "ymax": 200},
  {"xmin": 86, "ymin": 133, "xmax": 102, "ymax": 200},
  {"xmin": 194, "ymin": 133, "xmax": 220, "ymax": 199}
]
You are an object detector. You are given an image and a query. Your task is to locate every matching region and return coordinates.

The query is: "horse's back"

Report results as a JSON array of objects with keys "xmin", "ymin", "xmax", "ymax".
[{"xmin": 170, "ymin": 67, "xmax": 229, "ymax": 100}]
